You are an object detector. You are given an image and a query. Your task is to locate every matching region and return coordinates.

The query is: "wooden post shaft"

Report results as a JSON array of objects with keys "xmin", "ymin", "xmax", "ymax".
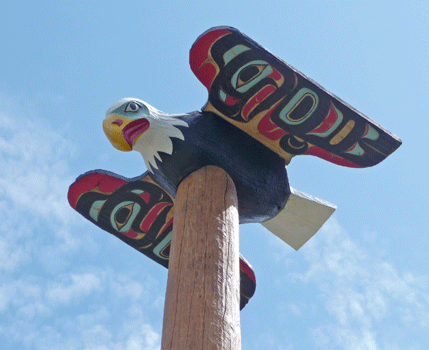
[{"xmin": 161, "ymin": 166, "xmax": 241, "ymax": 350}]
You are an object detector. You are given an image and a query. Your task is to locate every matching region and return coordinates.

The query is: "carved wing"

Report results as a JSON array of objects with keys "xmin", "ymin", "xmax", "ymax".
[
  {"xmin": 68, "ymin": 169, "xmax": 256, "ymax": 309},
  {"xmin": 190, "ymin": 26, "xmax": 402, "ymax": 168}
]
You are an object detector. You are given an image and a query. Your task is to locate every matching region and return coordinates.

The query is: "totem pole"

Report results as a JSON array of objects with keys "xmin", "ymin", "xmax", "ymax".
[{"xmin": 68, "ymin": 27, "xmax": 401, "ymax": 349}]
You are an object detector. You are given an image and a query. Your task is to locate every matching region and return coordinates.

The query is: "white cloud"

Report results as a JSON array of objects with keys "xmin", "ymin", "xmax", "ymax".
[
  {"xmin": 122, "ymin": 324, "xmax": 160, "ymax": 350},
  {"xmin": 109, "ymin": 274, "xmax": 146, "ymax": 303},
  {"xmin": 0, "ymin": 112, "xmax": 75, "ymax": 225},
  {"xmin": 0, "ymin": 237, "xmax": 28, "ymax": 272},
  {"xmin": 46, "ymin": 273, "xmax": 102, "ymax": 305},
  {"xmin": 0, "ymin": 268, "xmax": 163, "ymax": 349},
  {"xmin": 0, "ymin": 278, "xmax": 46, "ymax": 315},
  {"xmin": 0, "ymin": 110, "xmax": 79, "ymax": 275},
  {"xmin": 0, "ymin": 115, "xmax": 84, "ymax": 340},
  {"xmin": 287, "ymin": 218, "xmax": 429, "ymax": 349},
  {"xmin": 0, "ymin": 105, "xmax": 163, "ymax": 350}
]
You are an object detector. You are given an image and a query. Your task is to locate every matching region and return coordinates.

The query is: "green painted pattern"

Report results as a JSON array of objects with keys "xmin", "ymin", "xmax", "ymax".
[
  {"xmin": 223, "ymin": 44, "xmax": 251, "ymax": 65},
  {"xmin": 346, "ymin": 143, "xmax": 365, "ymax": 156},
  {"xmin": 279, "ymin": 88, "xmax": 319, "ymax": 125},
  {"xmin": 219, "ymin": 89, "xmax": 227, "ymax": 103},
  {"xmin": 110, "ymin": 201, "xmax": 141, "ymax": 232},
  {"xmin": 90, "ymin": 200, "xmax": 106, "ymax": 221},
  {"xmin": 364, "ymin": 124, "xmax": 379, "ymax": 141},
  {"xmin": 153, "ymin": 231, "xmax": 172, "ymax": 260},
  {"xmin": 231, "ymin": 60, "xmax": 273, "ymax": 93},
  {"xmin": 131, "ymin": 189, "xmax": 145, "ymax": 194}
]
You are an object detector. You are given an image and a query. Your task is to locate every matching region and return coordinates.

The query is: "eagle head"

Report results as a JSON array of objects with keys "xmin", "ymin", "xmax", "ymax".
[{"xmin": 103, "ymin": 98, "xmax": 188, "ymax": 172}]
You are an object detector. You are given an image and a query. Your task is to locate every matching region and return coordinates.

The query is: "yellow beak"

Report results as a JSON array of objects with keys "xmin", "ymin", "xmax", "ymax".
[
  {"xmin": 103, "ymin": 114, "xmax": 151, "ymax": 152},
  {"xmin": 103, "ymin": 114, "xmax": 133, "ymax": 151}
]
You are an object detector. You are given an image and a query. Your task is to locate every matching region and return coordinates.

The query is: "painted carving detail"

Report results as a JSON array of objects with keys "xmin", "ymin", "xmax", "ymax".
[{"xmin": 190, "ymin": 27, "xmax": 401, "ymax": 168}]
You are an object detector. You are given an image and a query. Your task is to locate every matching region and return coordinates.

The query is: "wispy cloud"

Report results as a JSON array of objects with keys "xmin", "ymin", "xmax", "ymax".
[
  {"xmin": 2, "ymin": 97, "xmax": 425, "ymax": 350},
  {"xmin": 46, "ymin": 273, "xmax": 102, "ymax": 305},
  {"xmin": 0, "ymin": 268, "xmax": 162, "ymax": 349},
  {"xmin": 0, "ymin": 106, "xmax": 162, "ymax": 349},
  {"xmin": 288, "ymin": 218, "xmax": 429, "ymax": 349},
  {"xmin": 0, "ymin": 109, "xmax": 79, "ymax": 278},
  {"xmin": 0, "ymin": 111, "xmax": 75, "ymax": 225}
]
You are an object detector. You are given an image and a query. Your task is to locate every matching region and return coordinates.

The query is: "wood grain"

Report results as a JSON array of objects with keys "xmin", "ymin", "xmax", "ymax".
[{"xmin": 161, "ymin": 166, "xmax": 241, "ymax": 350}]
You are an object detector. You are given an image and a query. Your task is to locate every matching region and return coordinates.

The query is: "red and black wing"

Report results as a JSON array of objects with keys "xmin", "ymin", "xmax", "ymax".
[
  {"xmin": 68, "ymin": 169, "xmax": 255, "ymax": 309},
  {"xmin": 190, "ymin": 26, "xmax": 401, "ymax": 168}
]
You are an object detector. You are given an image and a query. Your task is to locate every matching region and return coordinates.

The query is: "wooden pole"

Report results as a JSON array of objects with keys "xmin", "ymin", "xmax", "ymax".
[{"xmin": 161, "ymin": 166, "xmax": 241, "ymax": 350}]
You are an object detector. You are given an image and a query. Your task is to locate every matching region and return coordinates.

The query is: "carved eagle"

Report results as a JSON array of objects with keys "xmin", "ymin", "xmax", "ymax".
[
  {"xmin": 68, "ymin": 26, "xmax": 401, "ymax": 310},
  {"xmin": 103, "ymin": 98, "xmax": 188, "ymax": 173}
]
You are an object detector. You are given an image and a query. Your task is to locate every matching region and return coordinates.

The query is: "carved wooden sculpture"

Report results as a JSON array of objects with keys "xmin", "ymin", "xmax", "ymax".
[{"xmin": 68, "ymin": 26, "xmax": 401, "ymax": 347}]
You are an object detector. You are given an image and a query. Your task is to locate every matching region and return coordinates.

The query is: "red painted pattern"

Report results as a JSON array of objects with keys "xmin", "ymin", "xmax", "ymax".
[
  {"xmin": 120, "ymin": 228, "xmax": 141, "ymax": 239},
  {"xmin": 225, "ymin": 94, "xmax": 239, "ymax": 106},
  {"xmin": 258, "ymin": 100, "xmax": 289, "ymax": 141},
  {"xmin": 139, "ymin": 191, "xmax": 151, "ymax": 203},
  {"xmin": 140, "ymin": 202, "xmax": 172, "ymax": 233},
  {"xmin": 68, "ymin": 173, "xmax": 127, "ymax": 209},
  {"xmin": 240, "ymin": 258, "xmax": 256, "ymax": 285},
  {"xmin": 310, "ymin": 102, "xmax": 339, "ymax": 135},
  {"xmin": 268, "ymin": 67, "xmax": 283, "ymax": 83},
  {"xmin": 362, "ymin": 124, "xmax": 371, "ymax": 138},
  {"xmin": 242, "ymin": 85, "xmax": 276, "ymax": 120},
  {"xmin": 190, "ymin": 28, "xmax": 231, "ymax": 90},
  {"xmin": 305, "ymin": 146, "xmax": 362, "ymax": 168}
]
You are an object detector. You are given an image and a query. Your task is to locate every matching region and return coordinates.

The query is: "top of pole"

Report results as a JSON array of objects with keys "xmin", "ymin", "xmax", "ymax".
[
  {"xmin": 68, "ymin": 25, "xmax": 401, "ymax": 312},
  {"xmin": 161, "ymin": 166, "xmax": 241, "ymax": 350}
]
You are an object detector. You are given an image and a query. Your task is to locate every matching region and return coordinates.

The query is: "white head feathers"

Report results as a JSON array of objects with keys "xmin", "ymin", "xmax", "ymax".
[{"xmin": 131, "ymin": 101, "xmax": 189, "ymax": 172}]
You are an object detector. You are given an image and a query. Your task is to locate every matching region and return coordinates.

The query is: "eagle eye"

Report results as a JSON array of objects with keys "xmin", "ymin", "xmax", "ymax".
[{"xmin": 125, "ymin": 102, "xmax": 141, "ymax": 113}]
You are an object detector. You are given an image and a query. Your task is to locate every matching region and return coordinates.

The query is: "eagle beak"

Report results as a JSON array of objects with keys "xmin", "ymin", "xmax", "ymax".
[{"xmin": 103, "ymin": 114, "xmax": 150, "ymax": 152}]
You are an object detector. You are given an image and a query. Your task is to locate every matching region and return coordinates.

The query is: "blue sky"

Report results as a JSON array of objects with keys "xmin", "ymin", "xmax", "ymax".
[{"xmin": 0, "ymin": 1, "xmax": 428, "ymax": 349}]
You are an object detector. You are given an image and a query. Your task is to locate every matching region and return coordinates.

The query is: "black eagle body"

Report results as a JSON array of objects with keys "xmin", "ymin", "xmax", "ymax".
[{"xmin": 149, "ymin": 111, "xmax": 290, "ymax": 223}]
